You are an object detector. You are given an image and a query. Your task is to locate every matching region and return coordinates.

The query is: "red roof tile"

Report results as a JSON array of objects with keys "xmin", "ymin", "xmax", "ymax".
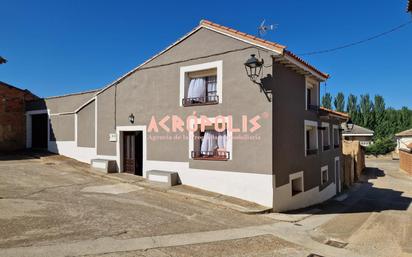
[
  {"xmin": 200, "ymin": 20, "xmax": 329, "ymax": 79},
  {"xmin": 320, "ymin": 107, "xmax": 349, "ymax": 119}
]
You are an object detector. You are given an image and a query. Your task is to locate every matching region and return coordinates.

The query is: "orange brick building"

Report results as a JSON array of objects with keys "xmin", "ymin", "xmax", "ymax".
[
  {"xmin": 399, "ymin": 143, "xmax": 412, "ymax": 175},
  {"xmin": 0, "ymin": 81, "xmax": 38, "ymax": 152}
]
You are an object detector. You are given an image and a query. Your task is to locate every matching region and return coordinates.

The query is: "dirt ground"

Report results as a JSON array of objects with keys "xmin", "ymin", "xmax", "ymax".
[
  {"xmin": 310, "ymin": 158, "xmax": 412, "ymax": 257},
  {"xmin": 0, "ymin": 153, "xmax": 411, "ymax": 257},
  {"xmin": 0, "ymin": 154, "xmax": 275, "ymax": 249}
]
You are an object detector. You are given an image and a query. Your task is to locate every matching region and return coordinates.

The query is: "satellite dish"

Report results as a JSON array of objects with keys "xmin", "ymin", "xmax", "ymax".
[{"xmin": 258, "ymin": 19, "xmax": 277, "ymax": 37}]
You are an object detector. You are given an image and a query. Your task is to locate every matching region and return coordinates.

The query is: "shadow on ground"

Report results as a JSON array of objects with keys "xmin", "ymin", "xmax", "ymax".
[
  {"xmin": 0, "ymin": 150, "xmax": 56, "ymax": 161},
  {"xmin": 288, "ymin": 166, "xmax": 412, "ymax": 215}
]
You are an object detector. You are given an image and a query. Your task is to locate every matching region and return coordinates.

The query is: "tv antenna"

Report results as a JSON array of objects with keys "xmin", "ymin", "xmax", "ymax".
[{"xmin": 258, "ymin": 20, "xmax": 277, "ymax": 37}]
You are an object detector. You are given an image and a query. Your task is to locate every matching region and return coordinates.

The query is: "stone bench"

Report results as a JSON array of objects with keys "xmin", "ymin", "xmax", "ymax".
[
  {"xmin": 146, "ymin": 170, "xmax": 179, "ymax": 186},
  {"xmin": 91, "ymin": 159, "xmax": 117, "ymax": 173}
]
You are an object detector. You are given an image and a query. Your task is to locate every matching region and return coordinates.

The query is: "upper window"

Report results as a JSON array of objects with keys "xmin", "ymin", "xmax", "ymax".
[
  {"xmin": 305, "ymin": 120, "xmax": 318, "ymax": 156},
  {"xmin": 305, "ymin": 77, "xmax": 319, "ymax": 111},
  {"xmin": 333, "ymin": 125, "xmax": 340, "ymax": 148},
  {"xmin": 180, "ymin": 61, "xmax": 223, "ymax": 107},
  {"xmin": 321, "ymin": 122, "xmax": 330, "ymax": 151}
]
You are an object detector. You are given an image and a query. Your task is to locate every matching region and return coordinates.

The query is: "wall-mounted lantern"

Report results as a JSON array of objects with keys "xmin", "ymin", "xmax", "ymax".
[
  {"xmin": 128, "ymin": 113, "xmax": 135, "ymax": 124},
  {"xmin": 244, "ymin": 54, "xmax": 272, "ymax": 102},
  {"xmin": 345, "ymin": 118, "xmax": 354, "ymax": 131},
  {"xmin": 244, "ymin": 54, "xmax": 264, "ymax": 82}
]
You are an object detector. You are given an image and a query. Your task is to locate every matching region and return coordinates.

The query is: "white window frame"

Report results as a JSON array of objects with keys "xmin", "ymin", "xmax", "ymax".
[
  {"xmin": 290, "ymin": 171, "xmax": 304, "ymax": 196},
  {"xmin": 332, "ymin": 125, "xmax": 340, "ymax": 147},
  {"xmin": 304, "ymin": 120, "xmax": 318, "ymax": 156},
  {"xmin": 335, "ymin": 156, "xmax": 341, "ymax": 193},
  {"xmin": 179, "ymin": 60, "xmax": 223, "ymax": 106},
  {"xmin": 305, "ymin": 76, "xmax": 319, "ymax": 110},
  {"xmin": 321, "ymin": 122, "xmax": 330, "ymax": 151},
  {"xmin": 321, "ymin": 165, "xmax": 328, "ymax": 185},
  {"xmin": 188, "ymin": 116, "xmax": 233, "ymax": 160}
]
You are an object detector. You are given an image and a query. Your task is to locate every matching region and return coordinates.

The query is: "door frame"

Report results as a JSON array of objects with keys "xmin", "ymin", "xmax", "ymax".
[
  {"xmin": 334, "ymin": 156, "xmax": 341, "ymax": 193},
  {"xmin": 116, "ymin": 125, "xmax": 147, "ymax": 174},
  {"xmin": 26, "ymin": 110, "xmax": 50, "ymax": 149}
]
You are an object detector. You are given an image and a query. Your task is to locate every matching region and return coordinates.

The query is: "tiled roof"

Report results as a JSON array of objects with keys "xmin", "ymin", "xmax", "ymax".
[
  {"xmin": 319, "ymin": 107, "xmax": 349, "ymax": 119},
  {"xmin": 283, "ymin": 50, "xmax": 329, "ymax": 79},
  {"xmin": 96, "ymin": 19, "xmax": 331, "ymax": 97},
  {"xmin": 396, "ymin": 128, "xmax": 412, "ymax": 137},
  {"xmin": 341, "ymin": 124, "xmax": 374, "ymax": 135},
  {"xmin": 200, "ymin": 20, "xmax": 286, "ymax": 53},
  {"xmin": 200, "ymin": 20, "xmax": 329, "ymax": 79}
]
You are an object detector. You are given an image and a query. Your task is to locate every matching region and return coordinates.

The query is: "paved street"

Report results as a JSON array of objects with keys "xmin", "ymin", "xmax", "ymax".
[{"xmin": 0, "ymin": 154, "xmax": 411, "ymax": 257}]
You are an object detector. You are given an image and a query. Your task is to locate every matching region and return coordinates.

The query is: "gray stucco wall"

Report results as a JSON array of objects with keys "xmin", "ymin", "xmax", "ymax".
[
  {"xmin": 272, "ymin": 63, "xmax": 341, "ymax": 190},
  {"xmin": 96, "ymin": 86, "xmax": 116, "ymax": 155},
  {"xmin": 96, "ymin": 28, "xmax": 273, "ymax": 174},
  {"xmin": 77, "ymin": 100, "xmax": 95, "ymax": 147},
  {"xmin": 26, "ymin": 91, "xmax": 97, "ymax": 114},
  {"xmin": 49, "ymin": 114, "xmax": 75, "ymax": 141}
]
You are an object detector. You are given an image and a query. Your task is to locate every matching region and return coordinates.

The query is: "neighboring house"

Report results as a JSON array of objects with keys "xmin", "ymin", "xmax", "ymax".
[
  {"xmin": 396, "ymin": 128, "xmax": 412, "ymax": 152},
  {"xmin": 399, "ymin": 142, "xmax": 412, "ymax": 174},
  {"xmin": 0, "ymin": 81, "xmax": 38, "ymax": 152},
  {"xmin": 25, "ymin": 20, "xmax": 348, "ymax": 211},
  {"xmin": 341, "ymin": 124, "xmax": 374, "ymax": 146}
]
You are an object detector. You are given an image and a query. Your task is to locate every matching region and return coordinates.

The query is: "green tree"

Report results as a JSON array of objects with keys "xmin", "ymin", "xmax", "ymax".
[
  {"xmin": 341, "ymin": 92, "xmax": 412, "ymax": 155},
  {"xmin": 373, "ymin": 95, "xmax": 386, "ymax": 137},
  {"xmin": 322, "ymin": 93, "xmax": 332, "ymax": 109},
  {"xmin": 334, "ymin": 92, "xmax": 345, "ymax": 112},
  {"xmin": 399, "ymin": 106, "xmax": 412, "ymax": 131},
  {"xmin": 359, "ymin": 94, "xmax": 374, "ymax": 129},
  {"xmin": 346, "ymin": 94, "xmax": 359, "ymax": 124}
]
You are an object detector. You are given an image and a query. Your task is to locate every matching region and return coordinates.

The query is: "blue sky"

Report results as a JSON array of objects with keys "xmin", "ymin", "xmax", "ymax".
[{"xmin": 1, "ymin": 0, "xmax": 411, "ymax": 109}]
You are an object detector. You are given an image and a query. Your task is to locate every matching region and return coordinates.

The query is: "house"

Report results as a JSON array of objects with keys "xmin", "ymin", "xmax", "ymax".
[
  {"xmin": 341, "ymin": 124, "xmax": 374, "ymax": 146},
  {"xmin": 0, "ymin": 81, "xmax": 38, "ymax": 152},
  {"xmin": 396, "ymin": 128, "xmax": 412, "ymax": 152},
  {"xmin": 399, "ymin": 142, "xmax": 412, "ymax": 174},
  {"xmin": 25, "ymin": 20, "xmax": 348, "ymax": 211}
]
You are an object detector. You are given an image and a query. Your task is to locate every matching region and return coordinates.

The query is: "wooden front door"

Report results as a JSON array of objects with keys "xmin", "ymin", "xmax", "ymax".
[{"xmin": 123, "ymin": 131, "xmax": 143, "ymax": 176}]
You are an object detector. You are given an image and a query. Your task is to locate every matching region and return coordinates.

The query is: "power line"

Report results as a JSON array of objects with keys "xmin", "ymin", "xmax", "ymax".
[{"xmin": 298, "ymin": 20, "xmax": 412, "ymax": 56}]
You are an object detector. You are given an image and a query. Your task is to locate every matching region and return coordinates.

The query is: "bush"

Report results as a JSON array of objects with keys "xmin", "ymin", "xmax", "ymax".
[{"xmin": 365, "ymin": 137, "xmax": 396, "ymax": 156}]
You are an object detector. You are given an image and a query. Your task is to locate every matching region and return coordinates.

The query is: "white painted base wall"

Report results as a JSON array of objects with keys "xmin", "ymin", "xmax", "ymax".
[
  {"xmin": 273, "ymin": 181, "xmax": 336, "ymax": 212},
  {"xmin": 145, "ymin": 160, "xmax": 274, "ymax": 207},
  {"xmin": 48, "ymin": 141, "xmax": 96, "ymax": 163},
  {"xmin": 45, "ymin": 141, "xmax": 336, "ymax": 211},
  {"xmin": 45, "ymin": 140, "xmax": 274, "ymax": 207},
  {"xmin": 48, "ymin": 141, "xmax": 116, "ymax": 164}
]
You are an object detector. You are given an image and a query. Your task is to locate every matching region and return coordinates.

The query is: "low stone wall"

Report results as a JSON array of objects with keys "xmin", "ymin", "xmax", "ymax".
[{"xmin": 399, "ymin": 150, "xmax": 412, "ymax": 174}]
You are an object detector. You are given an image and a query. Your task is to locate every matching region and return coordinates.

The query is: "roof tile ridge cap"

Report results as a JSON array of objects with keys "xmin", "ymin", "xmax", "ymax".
[{"xmin": 200, "ymin": 21, "xmax": 286, "ymax": 50}]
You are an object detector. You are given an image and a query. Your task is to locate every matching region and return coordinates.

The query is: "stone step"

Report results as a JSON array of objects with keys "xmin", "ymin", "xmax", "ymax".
[{"xmin": 91, "ymin": 159, "xmax": 117, "ymax": 173}]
